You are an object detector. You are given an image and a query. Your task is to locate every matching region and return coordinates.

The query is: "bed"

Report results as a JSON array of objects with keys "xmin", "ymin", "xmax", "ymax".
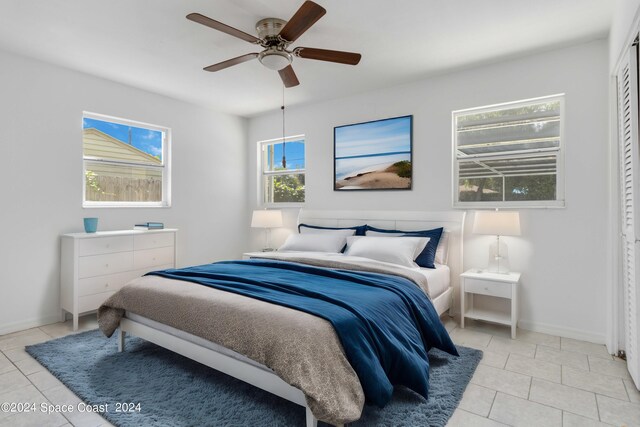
[{"xmin": 98, "ymin": 210, "xmax": 466, "ymax": 427}]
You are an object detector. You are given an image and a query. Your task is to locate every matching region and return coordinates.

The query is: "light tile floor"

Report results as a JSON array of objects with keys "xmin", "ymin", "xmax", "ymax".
[
  {"xmin": 444, "ymin": 318, "xmax": 640, "ymax": 427},
  {"xmin": 0, "ymin": 315, "xmax": 111, "ymax": 427},
  {"xmin": 0, "ymin": 315, "xmax": 638, "ymax": 427}
]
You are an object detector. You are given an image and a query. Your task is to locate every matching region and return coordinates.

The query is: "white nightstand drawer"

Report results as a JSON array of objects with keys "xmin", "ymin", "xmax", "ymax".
[
  {"xmin": 134, "ymin": 247, "xmax": 174, "ymax": 269},
  {"xmin": 77, "ymin": 271, "xmax": 139, "ymax": 297},
  {"xmin": 465, "ymin": 278, "xmax": 511, "ymax": 298},
  {"xmin": 78, "ymin": 291, "xmax": 115, "ymax": 313},
  {"xmin": 134, "ymin": 233, "xmax": 174, "ymax": 250},
  {"xmin": 78, "ymin": 252, "xmax": 134, "ymax": 278},
  {"xmin": 79, "ymin": 236, "xmax": 133, "ymax": 256}
]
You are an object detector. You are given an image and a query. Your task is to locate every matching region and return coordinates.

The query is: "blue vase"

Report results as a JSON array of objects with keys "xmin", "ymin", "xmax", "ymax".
[{"xmin": 84, "ymin": 218, "xmax": 98, "ymax": 233}]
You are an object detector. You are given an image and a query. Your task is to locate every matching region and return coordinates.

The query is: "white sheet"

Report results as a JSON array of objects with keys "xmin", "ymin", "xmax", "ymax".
[
  {"xmin": 416, "ymin": 264, "xmax": 450, "ymax": 299},
  {"xmin": 248, "ymin": 251, "xmax": 451, "ymax": 299}
]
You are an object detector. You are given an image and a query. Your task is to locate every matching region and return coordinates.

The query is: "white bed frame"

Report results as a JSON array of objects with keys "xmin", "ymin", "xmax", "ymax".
[{"xmin": 118, "ymin": 209, "xmax": 466, "ymax": 427}]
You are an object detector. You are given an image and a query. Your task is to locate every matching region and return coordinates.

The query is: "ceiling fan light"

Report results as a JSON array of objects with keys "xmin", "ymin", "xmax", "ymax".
[{"xmin": 258, "ymin": 50, "xmax": 292, "ymax": 71}]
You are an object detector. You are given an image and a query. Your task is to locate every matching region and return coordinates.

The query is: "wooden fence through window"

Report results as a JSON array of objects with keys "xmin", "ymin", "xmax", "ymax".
[{"xmin": 86, "ymin": 176, "xmax": 162, "ymax": 202}]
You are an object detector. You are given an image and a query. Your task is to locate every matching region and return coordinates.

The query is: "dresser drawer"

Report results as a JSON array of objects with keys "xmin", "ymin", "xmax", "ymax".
[
  {"xmin": 77, "ymin": 270, "xmax": 141, "ymax": 297},
  {"xmin": 134, "ymin": 247, "xmax": 174, "ymax": 270},
  {"xmin": 78, "ymin": 236, "xmax": 133, "ymax": 256},
  {"xmin": 464, "ymin": 278, "xmax": 511, "ymax": 298},
  {"xmin": 135, "ymin": 264, "xmax": 175, "ymax": 276},
  {"xmin": 134, "ymin": 232, "xmax": 174, "ymax": 250},
  {"xmin": 78, "ymin": 291, "xmax": 115, "ymax": 313},
  {"xmin": 78, "ymin": 252, "xmax": 134, "ymax": 278}
]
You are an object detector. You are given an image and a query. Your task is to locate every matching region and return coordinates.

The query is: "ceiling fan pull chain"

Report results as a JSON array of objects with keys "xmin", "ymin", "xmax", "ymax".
[{"xmin": 282, "ymin": 85, "xmax": 286, "ymax": 169}]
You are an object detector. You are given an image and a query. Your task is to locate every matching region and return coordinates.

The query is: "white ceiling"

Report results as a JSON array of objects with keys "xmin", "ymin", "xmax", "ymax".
[{"xmin": 0, "ymin": 1, "xmax": 613, "ymax": 117}]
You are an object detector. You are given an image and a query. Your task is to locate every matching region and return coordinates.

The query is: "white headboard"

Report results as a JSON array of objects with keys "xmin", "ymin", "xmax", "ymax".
[{"xmin": 297, "ymin": 209, "xmax": 466, "ymax": 294}]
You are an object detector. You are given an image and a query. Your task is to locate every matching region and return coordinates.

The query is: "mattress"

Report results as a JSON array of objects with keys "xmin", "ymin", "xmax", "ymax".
[{"xmin": 417, "ymin": 264, "xmax": 451, "ymax": 299}]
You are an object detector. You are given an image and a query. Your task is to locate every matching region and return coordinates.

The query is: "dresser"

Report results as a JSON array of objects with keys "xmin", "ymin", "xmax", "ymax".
[{"xmin": 60, "ymin": 229, "xmax": 177, "ymax": 330}]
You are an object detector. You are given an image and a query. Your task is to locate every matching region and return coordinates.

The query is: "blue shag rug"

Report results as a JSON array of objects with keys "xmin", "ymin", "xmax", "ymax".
[{"xmin": 26, "ymin": 329, "xmax": 481, "ymax": 427}]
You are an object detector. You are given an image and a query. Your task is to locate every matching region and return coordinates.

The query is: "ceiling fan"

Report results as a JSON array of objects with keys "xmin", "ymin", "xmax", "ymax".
[{"xmin": 186, "ymin": 1, "xmax": 362, "ymax": 88}]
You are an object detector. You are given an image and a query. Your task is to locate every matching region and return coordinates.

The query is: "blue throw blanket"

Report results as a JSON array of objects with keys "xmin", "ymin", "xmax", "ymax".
[{"xmin": 147, "ymin": 259, "xmax": 458, "ymax": 407}]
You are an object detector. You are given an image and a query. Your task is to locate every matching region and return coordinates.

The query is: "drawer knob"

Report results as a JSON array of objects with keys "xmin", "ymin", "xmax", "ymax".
[
  {"xmin": 105, "ymin": 264, "xmax": 109, "ymax": 268},
  {"xmin": 105, "ymin": 283, "xmax": 109, "ymax": 288},
  {"xmin": 152, "ymin": 257, "xmax": 156, "ymax": 261},
  {"xmin": 484, "ymin": 287, "xmax": 489, "ymax": 291},
  {"xmin": 106, "ymin": 244, "xmax": 110, "ymax": 248}
]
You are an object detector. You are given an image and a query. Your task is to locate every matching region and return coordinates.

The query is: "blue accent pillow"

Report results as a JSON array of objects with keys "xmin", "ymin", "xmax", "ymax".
[
  {"xmin": 365, "ymin": 225, "xmax": 444, "ymax": 269},
  {"xmin": 298, "ymin": 223, "xmax": 367, "ymax": 236}
]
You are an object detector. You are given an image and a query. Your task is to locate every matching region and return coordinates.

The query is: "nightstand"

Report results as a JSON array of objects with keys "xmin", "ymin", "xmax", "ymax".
[{"xmin": 460, "ymin": 269, "xmax": 521, "ymax": 339}]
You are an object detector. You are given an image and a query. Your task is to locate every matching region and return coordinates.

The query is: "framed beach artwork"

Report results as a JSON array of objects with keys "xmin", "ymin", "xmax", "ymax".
[{"xmin": 334, "ymin": 115, "xmax": 413, "ymax": 191}]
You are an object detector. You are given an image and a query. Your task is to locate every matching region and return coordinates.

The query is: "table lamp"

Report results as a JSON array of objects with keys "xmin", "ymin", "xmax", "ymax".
[
  {"xmin": 473, "ymin": 210, "xmax": 521, "ymax": 274},
  {"xmin": 251, "ymin": 209, "xmax": 283, "ymax": 251}
]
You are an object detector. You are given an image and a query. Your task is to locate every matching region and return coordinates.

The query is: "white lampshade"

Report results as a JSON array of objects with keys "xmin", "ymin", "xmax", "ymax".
[
  {"xmin": 251, "ymin": 210, "xmax": 283, "ymax": 228},
  {"xmin": 473, "ymin": 211, "xmax": 521, "ymax": 236}
]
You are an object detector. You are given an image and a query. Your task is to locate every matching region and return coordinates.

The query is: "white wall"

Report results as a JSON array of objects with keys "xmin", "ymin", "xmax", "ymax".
[
  {"xmin": 248, "ymin": 40, "xmax": 610, "ymax": 343},
  {"xmin": 610, "ymin": 0, "xmax": 640, "ymax": 70},
  {"xmin": 0, "ymin": 49, "xmax": 249, "ymax": 334}
]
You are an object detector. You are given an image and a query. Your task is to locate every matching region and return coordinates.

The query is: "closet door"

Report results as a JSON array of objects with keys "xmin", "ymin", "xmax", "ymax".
[{"xmin": 617, "ymin": 44, "xmax": 640, "ymax": 388}]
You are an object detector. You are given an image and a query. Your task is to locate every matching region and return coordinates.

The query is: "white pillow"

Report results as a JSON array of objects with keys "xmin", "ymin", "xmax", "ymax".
[
  {"xmin": 299, "ymin": 225, "xmax": 356, "ymax": 236},
  {"xmin": 366, "ymin": 230, "xmax": 405, "ymax": 237},
  {"xmin": 346, "ymin": 235, "xmax": 430, "ymax": 260},
  {"xmin": 278, "ymin": 234, "xmax": 347, "ymax": 253},
  {"xmin": 344, "ymin": 236, "xmax": 430, "ymax": 268},
  {"xmin": 367, "ymin": 229, "xmax": 449, "ymax": 265}
]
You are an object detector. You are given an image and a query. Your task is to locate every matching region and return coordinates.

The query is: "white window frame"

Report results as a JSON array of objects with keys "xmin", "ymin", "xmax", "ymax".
[
  {"xmin": 257, "ymin": 134, "xmax": 306, "ymax": 207},
  {"xmin": 82, "ymin": 111, "xmax": 171, "ymax": 208},
  {"xmin": 452, "ymin": 94, "xmax": 565, "ymax": 209}
]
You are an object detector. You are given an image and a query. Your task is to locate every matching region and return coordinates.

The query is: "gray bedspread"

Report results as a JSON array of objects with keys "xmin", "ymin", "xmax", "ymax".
[{"xmin": 98, "ymin": 253, "xmax": 433, "ymax": 425}]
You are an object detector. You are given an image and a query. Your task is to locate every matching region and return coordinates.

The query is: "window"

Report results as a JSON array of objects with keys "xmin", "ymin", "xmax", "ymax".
[
  {"xmin": 259, "ymin": 136, "xmax": 305, "ymax": 205},
  {"xmin": 83, "ymin": 112, "xmax": 170, "ymax": 207},
  {"xmin": 453, "ymin": 94, "xmax": 564, "ymax": 208}
]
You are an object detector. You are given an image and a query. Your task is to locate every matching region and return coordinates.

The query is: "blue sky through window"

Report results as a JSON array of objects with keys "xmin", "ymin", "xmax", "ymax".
[
  {"xmin": 271, "ymin": 140, "xmax": 305, "ymax": 170},
  {"xmin": 83, "ymin": 117, "xmax": 163, "ymax": 161}
]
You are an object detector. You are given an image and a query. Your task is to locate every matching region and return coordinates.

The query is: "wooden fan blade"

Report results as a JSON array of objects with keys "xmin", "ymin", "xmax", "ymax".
[
  {"xmin": 278, "ymin": 1, "xmax": 326, "ymax": 42},
  {"xmin": 187, "ymin": 13, "xmax": 261, "ymax": 44},
  {"xmin": 295, "ymin": 47, "xmax": 361, "ymax": 65},
  {"xmin": 204, "ymin": 53, "xmax": 258, "ymax": 72},
  {"xmin": 279, "ymin": 65, "xmax": 300, "ymax": 88}
]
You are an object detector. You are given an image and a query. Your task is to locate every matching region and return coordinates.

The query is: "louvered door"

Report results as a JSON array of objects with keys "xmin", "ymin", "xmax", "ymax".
[{"xmin": 617, "ymin": 44, "xmax": 640, "ymax": 388}]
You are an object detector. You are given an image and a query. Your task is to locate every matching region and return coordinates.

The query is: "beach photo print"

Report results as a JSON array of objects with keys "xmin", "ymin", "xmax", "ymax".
[{"xmin": 334, "ymin": 115, "xmax": 413, "ymax": 191}]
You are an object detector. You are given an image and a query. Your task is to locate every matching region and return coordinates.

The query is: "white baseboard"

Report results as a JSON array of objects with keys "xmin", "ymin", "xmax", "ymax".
[
  {"xmin": 0, "ymin": 314, "xmax": 61, "ymax": 336},
  {"xmin": 517, "ymin": 319, "xmax": 606, "ymax": 345},
  {"xmin": 450, "ymin": 307, "xmax": 607, "ymax": 345}
]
